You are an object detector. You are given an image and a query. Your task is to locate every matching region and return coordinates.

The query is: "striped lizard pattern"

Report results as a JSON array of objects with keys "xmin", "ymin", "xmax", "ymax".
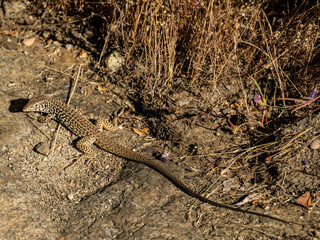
[{"xmin": 23, "ymin": 95, "xmax": 294, "ymax": 224}]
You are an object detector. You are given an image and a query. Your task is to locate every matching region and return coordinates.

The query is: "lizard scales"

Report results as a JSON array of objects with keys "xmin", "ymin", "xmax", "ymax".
[{"xmin": 23, "ymin": 95, "xmax": 293, "ymax": 224}]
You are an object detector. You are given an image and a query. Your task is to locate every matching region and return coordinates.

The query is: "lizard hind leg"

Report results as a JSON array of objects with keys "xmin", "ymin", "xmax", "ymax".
[
  {"xmin": 64, "ymin": 136, "xmax": 96, "ymax": 170},
  {"xmin": 76, "ymin": 136, "xmax": 97, "ymax": 164}
]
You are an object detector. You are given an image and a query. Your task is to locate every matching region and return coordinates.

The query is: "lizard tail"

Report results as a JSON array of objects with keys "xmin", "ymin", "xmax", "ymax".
[{"xmin": 96, "ymin": 134, "xmax": 296, "ymax": 225}]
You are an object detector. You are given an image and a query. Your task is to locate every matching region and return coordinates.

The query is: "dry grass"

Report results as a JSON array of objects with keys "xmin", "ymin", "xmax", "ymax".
[
  {"xmin": 27, "ymin": 0, "xmax": 315, "ymax": 133},
  {"xmin": 42, "ymin": 0, "xmax": 319, "ymax": 108}
]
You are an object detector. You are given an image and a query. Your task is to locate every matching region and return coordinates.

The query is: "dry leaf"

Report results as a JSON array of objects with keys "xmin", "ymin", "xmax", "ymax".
[
  {"xmin": 133, "ymin": 127, "xmax": 150, "ymax": 136},
  {"xmin": 141, "ymin": 127, "xmax": 150, "ymax": 135},
  {"xmin": 295, "ymin": 191, "xmax": 311, "ymax": 208},
  {"xmin": 9, "ymin": 30, "xmax": 18, "ymax": 36},
  {"xmin": 0, "ymin": 30, "xmax": 18, "ymax": 36},
  {"xmin": 97, "ymin": 85, "xmax": 107, "ymax": 91},
  {"xmin": 265, "ymin": 156, "xmax": 272, "ymax": 164},
  {"xmin": 23, "ymin": 36, "xmax": 37, "ymax": 46},
  {"xmin": 79, "ymin": 50, "xmax": 89, "ymax": 59},
  {"xmin": 133, "ymin": 128, "xmax": 144, "ymax": 136},
  {"xmin": 0, "ymin": 30, "xmax": 9, "ymax": 34}
]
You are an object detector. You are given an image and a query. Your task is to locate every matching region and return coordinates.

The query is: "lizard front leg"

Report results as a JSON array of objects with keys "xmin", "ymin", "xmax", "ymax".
[{"xmin": 26, "ymin": 112, "xmax": 54, "ymax": 123}]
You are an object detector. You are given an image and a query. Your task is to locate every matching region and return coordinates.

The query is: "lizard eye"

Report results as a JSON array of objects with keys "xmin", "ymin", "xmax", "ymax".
[{"xmin": 30, "ymin": 103, "xmax": 43, "ymax": 112}]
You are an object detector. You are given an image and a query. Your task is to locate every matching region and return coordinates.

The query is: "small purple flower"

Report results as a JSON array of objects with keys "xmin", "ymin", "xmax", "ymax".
[
  {"xmin": 309, "ymin": 87, "xmax": 318, "ymax": 99},
  {"xmin": 160, "ymin": 152, "xmax": 170, "ymax": 162},
  {"xmin": 194, "ymin": 0, "xmax": 200, "ymax": 5},
  {"xmin": 210, "ymin": 111, "xmax": 223, "ymax": 118},
  {"xmin": 254, "ymin": 93, "xmax": 262, "ymax": 104},
  {"xmin": 234, "ymin": 194, "xmax": 259, "ymax": 207},
  {"xmin": 303, "ymin": 160, "xmax": 308, "ymax": 165}
]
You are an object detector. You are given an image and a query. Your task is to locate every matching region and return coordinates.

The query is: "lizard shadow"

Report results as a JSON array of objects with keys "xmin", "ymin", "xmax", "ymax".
[{"xmin": 9, "ymin": 98, "xmax": 29, "ymax": 113}]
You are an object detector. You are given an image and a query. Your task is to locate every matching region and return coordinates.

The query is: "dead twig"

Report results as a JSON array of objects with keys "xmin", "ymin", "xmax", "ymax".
[{"xmin": 49, "ymin": 65, "xmax": 82, "ymax": 159}]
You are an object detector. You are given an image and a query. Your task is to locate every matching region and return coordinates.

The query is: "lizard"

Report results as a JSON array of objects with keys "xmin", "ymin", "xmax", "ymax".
[{"xmin": 23, "ymin": 95, "xmax": 297, "ymax": 225}]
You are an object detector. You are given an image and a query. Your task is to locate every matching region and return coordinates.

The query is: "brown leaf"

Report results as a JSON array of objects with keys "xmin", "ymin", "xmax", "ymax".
[
  {"xmin": 265, "ymin": 156, "xmax": 272, "ymax": 164},
  {"xmin": 79, "ymin": 50, "xmax": 89, "ymax": 59},
  {"xmin": 97, "ymin": 85, "xmax": 107, "ymax": 91},
  {"xmin": 295, "ymin": 191, "xmax": 311, "ymax": 208},
  {"xmin": 9, "ymin": 30, "xmax": 18, "ymax": 36},
  {"xmin": 133, "ymin": 127, "xmax": 150, "ymax": 136},
  {"xmin": 23, "ymin": 36, "xmax": 37, "ymax": 46},
  {"xmin": 0, "ymin": 30, "xmax": 18, "ymax": 36}
]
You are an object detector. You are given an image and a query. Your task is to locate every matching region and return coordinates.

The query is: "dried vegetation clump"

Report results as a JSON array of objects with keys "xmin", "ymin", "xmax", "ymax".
[{"xmin": 42, "ymin": 0, "xmax": 319, "ymax": 98}]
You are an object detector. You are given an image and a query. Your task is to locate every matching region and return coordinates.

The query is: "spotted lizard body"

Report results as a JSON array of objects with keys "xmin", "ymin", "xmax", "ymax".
[{"xmin": 23, "ymin": 95, "xmax": 295, "ymax": 224}]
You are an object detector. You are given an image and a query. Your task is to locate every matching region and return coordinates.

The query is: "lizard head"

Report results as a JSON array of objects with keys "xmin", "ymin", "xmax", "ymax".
[{"xmin": 23, "ymin": 96, "xmax": 52, "ymax": 113}]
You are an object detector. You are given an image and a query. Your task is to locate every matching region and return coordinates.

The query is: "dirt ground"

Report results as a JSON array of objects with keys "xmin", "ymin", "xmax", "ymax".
[{"xmin": 1, "ymin": 1, "xmax": 320, "ymax": 239}]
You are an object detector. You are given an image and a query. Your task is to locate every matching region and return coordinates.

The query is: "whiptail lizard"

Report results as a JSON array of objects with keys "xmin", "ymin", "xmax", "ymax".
[{"xmin": 23, "ymin": 95, "xmax": 297, "ymax": 225}]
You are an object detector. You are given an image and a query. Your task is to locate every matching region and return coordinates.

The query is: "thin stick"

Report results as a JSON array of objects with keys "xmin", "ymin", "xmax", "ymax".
[
  {"xmin": 280, "ymin": 127, "xmax": 312, "ymax": 151},
  {"xmin": 67, "ymin": 65, "xmax": 82, "ymax": 105},
  {"xmin": 49, "ymin": 65, "xmax": 82, "ymax": 158},
  {"xmin": 97, "ymin": 34, "xmax": 110, "ymax": 67}
]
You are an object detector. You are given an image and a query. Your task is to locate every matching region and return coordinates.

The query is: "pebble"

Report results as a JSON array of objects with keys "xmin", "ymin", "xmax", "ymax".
[
  {"xmin": 104, "ymin": 50, "xmax": 124, "ymax": 74},
  {"xmin": 65, "ymin": 44, "xmax": 73, "ymax": 50},
  {"xmin": 310, "ymin": 139, "xmax": 320, "ymax": 149},
  {"xmin": 67, "ymin": 193, "xmax": 74, "ymax": 200},
  {"xmin": 34, "ymin": 141, "xmax": 50, "ymax": 155}
]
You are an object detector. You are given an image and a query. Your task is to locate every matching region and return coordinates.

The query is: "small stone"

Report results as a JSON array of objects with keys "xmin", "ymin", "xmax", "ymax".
[
  {"xmin": 104, "ymin": 50, "xmax": 124, "ymax": 74},
  {"xmin": 310, "ymin": 139, "xmax": 320, "ymax": 149},
  {"xmin": 34, "ymin": 141, "xmax": 50, "ymax": 156},
  {"xmin": 67, "ymin": 193, "xmax": 74, "ymax": 200},
  {"xmin": 53, "ymin": 41, "xmax": 62, "ymax": 47},
  {"xmin": 65, "ymin": 44, "xmax": 73, "ymax": 50},
  {"xmin": 42, "ymin": 31, "xmax": 50, "ymax": 39}
]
